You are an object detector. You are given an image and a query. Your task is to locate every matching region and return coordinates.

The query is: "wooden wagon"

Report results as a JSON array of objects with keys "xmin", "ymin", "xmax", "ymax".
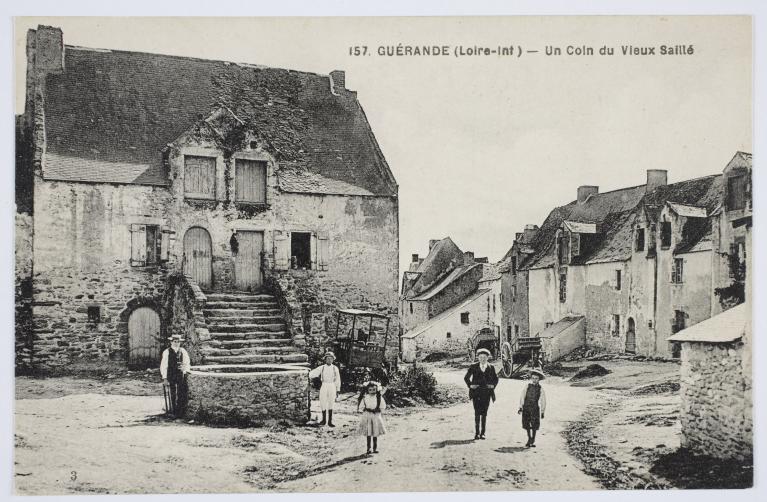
[{"xmin": 332, "ymin": 309, "xmax": 392, "ymax": 370}]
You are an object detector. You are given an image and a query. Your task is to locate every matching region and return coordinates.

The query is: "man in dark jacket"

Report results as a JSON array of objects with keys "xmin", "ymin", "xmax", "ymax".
[{"xmin": 464, "ymin": 348, "xmax": 499, "ymax": 440}]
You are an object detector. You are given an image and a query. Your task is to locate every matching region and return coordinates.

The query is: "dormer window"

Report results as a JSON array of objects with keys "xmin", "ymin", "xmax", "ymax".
[
  {"xmin": 726, "ymin": 174, "xmax": 748, "ymax": 211},
  {"xmin": 184, "ymin": 156, "xmax": 216, "ymax": 199}
]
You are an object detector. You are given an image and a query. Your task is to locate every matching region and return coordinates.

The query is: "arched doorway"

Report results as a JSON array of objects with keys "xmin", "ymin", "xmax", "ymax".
[
  {"xmin": 183, "ymin": 227, "xmax": 212, "ymax": 289},
  {"xmin": 625, "ymin": 317, "xmax": 636, "ymax": 354},
  {"xmin": 128, "ymin": 307, "xmax": 162, "ymax": 368}
]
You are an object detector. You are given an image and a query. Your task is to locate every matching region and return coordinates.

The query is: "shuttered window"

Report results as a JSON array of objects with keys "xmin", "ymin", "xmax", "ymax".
[
  {"xmin": 130, "ymin": 224, "xmax": 172, "ymax": 266},
  {"xmin": 184, "ymin": 156, "xmax": 216, "ymax": 199},
  {"xmin": 726, "ymin": 175, "xmax": 747, "ymax": 210},
  {"xmin": 235, "ymin": 159, "xmax": 267, "ymax": 203}
]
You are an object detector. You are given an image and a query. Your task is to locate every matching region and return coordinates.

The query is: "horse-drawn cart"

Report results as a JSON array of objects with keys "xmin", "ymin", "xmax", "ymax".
[{"xmin": 467, "ymin": 325, "xmax": 545, "ymax": 378}]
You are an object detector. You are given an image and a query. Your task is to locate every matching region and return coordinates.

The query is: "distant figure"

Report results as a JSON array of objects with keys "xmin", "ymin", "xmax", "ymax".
[
  {"xmin": 464, "ymin": 348, "xmax": 499, "ymax": 440},
  {"xmin": 357, "ymin": 381, "xmax": 387, "ymax": 454},
  {"xmin": 308, "ymin": 351, "xmax": 341, "ymax": 427},
  {"xmin": 518, "ymin": 369, "xmax": 547, "ymax": 447},
  {"xmin": 160, "ymin": 334, "xmax": 191, "ymax": 417}
]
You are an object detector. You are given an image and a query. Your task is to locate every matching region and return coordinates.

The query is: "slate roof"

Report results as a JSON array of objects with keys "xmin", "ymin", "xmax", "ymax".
[
  {"xmin": 520, "ymin": 173, "xmax": 726, "ymax": 270},
  {"xmin": 41, "ymin": 44, "xmax": 397, "ymax": 195},
  {"xmin": 404, "ymin": 237, "xmax": 465, "ymax": 298},
  {"xmin": 667, "ymin": 303, "xmax": 746, "ymax": 343},
  {"xmin": 409, "ymin": 264, "xmax": 481, "ymax": 301}
]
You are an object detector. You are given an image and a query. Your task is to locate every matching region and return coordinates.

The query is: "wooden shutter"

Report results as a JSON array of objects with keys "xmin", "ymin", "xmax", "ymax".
[
  {"xmin": 130, "ymin": 224, "xmax": 147, "ymax": 266},
  {"xmin": 273, "ymin": 231, "xmax": 290, "ymax": 271},
  {"xmin": 160, "ymin": 227, "xmax": 174, "ymax": 262},
  {"xmin": 569, "ymin": 232, "xmax": 581, "ymax": 259},
  {"xmin": 235, "ymin": 159, "xmax": 267, "ymax": 203},
  {"xmin": 184, "ymin": 156, "xmax": 216, "ymax": 199},
  {"xmin": 317, "ymin": 232, "xmax": 329, "ymax": 271}
]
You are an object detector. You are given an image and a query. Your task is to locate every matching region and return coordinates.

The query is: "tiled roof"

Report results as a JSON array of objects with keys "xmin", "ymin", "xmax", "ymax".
[
  {"xmin": 402, "ymin": 288, "xmax": 491, "ymax": 339},
  {"xmin": 675, "ymin": 217, "xmax": 713, "ymax": 254},
  {"xmin": 667, "ymin": 303, "xmax": 746, "ymax": 343},
  {"xmin": 41, "ymin": 45, "xmax": 397, "ymax": 195}
]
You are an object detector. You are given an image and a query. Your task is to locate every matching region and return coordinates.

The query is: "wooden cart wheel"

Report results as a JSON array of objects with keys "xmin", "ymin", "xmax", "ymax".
[{"xmin": 500, "ymin": 342, "xmax": 513, "ymax": 378}]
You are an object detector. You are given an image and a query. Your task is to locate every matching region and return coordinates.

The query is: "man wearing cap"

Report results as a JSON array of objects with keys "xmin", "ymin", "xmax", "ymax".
[
  {"xmin": 518, "ymin": 369, "xmax": 547, "ymax": 447},
  {"xmin": 464, "ymin": 348, "xmax": 499, "ymax": 440},
  {"xmin": 309, "ymin": 351, "xmax": 342, "ymax": 427},
  {"xmin": 160, "ymin": 334, "xmax": 192, "ymax": 417}
]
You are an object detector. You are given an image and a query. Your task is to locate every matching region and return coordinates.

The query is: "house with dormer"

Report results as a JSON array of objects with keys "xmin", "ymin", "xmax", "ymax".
[{"xmin": 15, "ymin": 26, "xmax": 399, "ymax": 370}]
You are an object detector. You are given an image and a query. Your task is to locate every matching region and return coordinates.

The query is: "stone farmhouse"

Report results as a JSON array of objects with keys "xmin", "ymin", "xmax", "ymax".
[
  {"xmin": 400, "ymin": 238, "xmax": 501, "ymax": 361},
  {"xmin": 15, "ymin": 26, "xmax": 399, "ymax": 371},
  {"xmin": 501, "ymin": 152, "xmax": 750, "ymax": 360}
]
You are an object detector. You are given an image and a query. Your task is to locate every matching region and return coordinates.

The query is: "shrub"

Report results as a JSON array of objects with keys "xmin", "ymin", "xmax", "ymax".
[{"xmin": 386, "ymin": 364, "xmax": 440, "ymax": 406}]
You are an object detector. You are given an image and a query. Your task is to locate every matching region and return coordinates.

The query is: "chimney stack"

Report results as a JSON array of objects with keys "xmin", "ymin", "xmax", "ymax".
[
  {"xmin": 428, "ymin": 239, "xmax": 440, "ymax": 251},
  {"xmin": 577, "ymin": 186, "xmax": 599, "ymax": 204},
  {"xmin": 32, "ymin": 26, "xmax": 64, "ymax": 74},
  {"xmin": 646, "ymin": 169, "xmax": 668, "ymax": 192},
  {"xmin": 330, "ymin": 70, "xmax": 346, "ymax": 92},
  {"xmin": 523, "ymin": 224, "xmax": 540, "ymax": 242},
  {"xmin": 463, "ymin": 251, "xmax": 475, "ymax": 265}
]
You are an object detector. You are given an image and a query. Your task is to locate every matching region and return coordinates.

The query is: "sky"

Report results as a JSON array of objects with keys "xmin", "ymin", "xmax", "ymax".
[{"xmin": 14, "ymin": 16, "xmax": 752, "ymax": 276}]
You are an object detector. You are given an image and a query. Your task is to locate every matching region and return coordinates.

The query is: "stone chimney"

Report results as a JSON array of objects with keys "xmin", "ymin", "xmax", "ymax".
[
  {"xmin": 523, "ymin": 224, "xmax": 539, "ymax": 242},
  {"xmin": 577, "ymin": 186, "xmax": 599, "ymax": 204},
  {"xmin": 428, "ymin": 239, "xmax": 440, "ymax": 251},
  {"xmin": 32, "ymin": 26, "xmax": 65, "ymax": 74},
  {"xmin": 330, "ymin": 70, "xmax": 346, "ymax": 92},
  {"xmin": 463, "ymin": 251, "xmax": 475, "ymax": 265},
  {"xmin": 646, "ymin": 169, "xmax": 668, "ymax": 192}
]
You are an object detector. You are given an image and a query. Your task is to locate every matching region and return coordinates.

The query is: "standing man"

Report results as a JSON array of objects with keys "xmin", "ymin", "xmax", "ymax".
[
  {"xmin": 160, "ymin": 334, "xmax": 192, "ymax": 418},
  {"xmin": 464, "ymin": 348, "xmax": 499, "ymax": 440},
  {"xmin": 309, "ymin": 351, "xmax": 342, "ymax": 427},
  {"xmin": 518, "ymin": 368, "xmax": 547, "ymax": 447}
]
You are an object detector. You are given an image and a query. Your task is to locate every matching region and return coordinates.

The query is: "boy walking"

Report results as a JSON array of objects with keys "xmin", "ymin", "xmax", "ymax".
[
  {"xmin": 308, "ymin": 351, "xmax": 342, "ymax": 427},
  {"xmin": 464, "ymin": 348, "xmax": 499, "ymax": 440},
  {"xmin": 518, "ymin": 369, "xmax": 547, "ymax": 447}
]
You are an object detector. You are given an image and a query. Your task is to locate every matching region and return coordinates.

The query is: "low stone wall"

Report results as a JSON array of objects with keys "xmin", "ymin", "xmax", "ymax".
[
  {"xmin": 679, "ymin": 340, "xmax": 752, "ymax": 461},
  {"xmin": 185, "ymin": 364, "xmax": 310, "ymax": 425},
  {"xmin": 163, "ymin": 272, "xmax": 209, "ymax": 365}
]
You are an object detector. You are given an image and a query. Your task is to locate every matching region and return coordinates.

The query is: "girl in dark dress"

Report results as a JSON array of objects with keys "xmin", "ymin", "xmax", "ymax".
[{"xmin": 518, "ymin": 369, "xmax": 547, "ymax": 447}]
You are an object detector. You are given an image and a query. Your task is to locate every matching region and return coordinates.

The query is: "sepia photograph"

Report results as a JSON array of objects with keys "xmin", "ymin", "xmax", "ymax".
[{"xmin": 10, "ymin": 12, "xmax": 757, "ymax": 496}]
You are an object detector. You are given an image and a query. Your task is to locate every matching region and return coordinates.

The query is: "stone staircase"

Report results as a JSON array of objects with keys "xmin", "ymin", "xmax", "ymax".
[{"xmin": 200, "ymin": 292, "xmax": 308, "ymax": 365}]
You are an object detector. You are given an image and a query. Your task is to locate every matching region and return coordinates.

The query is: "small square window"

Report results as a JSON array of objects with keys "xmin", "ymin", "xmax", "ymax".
[
  {"xmin": 446, "ymin": 332, "xmax": 452, "ymax": 339},
  {"xmin": 87, "ymin": 305, "xmax": 101, "ymax": 323},
  {"xmin": 460, "ymin": 312, "xmax": 470, "ymax": 324},
  {"xmin": 290, "ymin": 232, "xmax": 312, "ymax": 269}
]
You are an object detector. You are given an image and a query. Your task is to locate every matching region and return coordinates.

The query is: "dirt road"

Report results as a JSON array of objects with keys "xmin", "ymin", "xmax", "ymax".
[{"xmin": 276, "ymin": 368, "xmax": 601, "ymax": 492}]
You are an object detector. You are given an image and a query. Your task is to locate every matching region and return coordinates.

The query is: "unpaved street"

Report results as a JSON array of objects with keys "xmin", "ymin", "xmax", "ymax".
[{"xmin": 277, "ymin": 369, "xmax": 601, "ymax": 492}]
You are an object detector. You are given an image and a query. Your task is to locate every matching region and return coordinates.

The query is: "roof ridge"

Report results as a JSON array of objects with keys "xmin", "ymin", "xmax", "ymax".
[{"xmin": 64, "ymin": 44, "xmax": 331, "ymax": 79}]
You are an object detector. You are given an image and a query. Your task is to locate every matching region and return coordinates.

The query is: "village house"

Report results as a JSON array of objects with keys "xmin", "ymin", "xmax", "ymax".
[
  {"xmin": 668, "ymin": 157, "xmax": 752, "ymax": 461},
  {"xmin": 15, "ymin": 26, "xmax": 399, "ymax": 371},
  {"xmin": 501, "ymin": 152, "xmax": 750, "ymax": 360},
  {"xmin": 400, "ymin": 238, "xmax": 501, "ymax": 362}
]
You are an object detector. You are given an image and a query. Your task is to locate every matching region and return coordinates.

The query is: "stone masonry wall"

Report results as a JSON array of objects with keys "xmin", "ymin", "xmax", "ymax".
[
  {"xmin": 427, "ymin": 265, "xmax": 483, "ymax": 318},
  {"xmin": 679, "ymin": 341, "xmax": 752, "ymax": 461},
  {"xmin": 162, "ymin": 272, "xmax": 210, "ymax": 365},
  {"xmin": 185, "ymin": 366, "xmax": 310, "ymax": 425}
]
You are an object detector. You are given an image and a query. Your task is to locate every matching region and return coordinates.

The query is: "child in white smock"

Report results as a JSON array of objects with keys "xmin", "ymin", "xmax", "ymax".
[{"xmin": 357, "ymin": 381, "xmax": 386, "ymax": 454}]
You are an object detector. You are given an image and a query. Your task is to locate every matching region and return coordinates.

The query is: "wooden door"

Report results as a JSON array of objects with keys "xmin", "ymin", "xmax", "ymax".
[
  {"xmin": 625, "ymin": 317, "xmax": 636, "ymax": 354},
  {"xmin": 235, "ymin": 231, "xmax": 264, "ymax": 291},
  {"xmin": 183, "ymin": 227, "xmax": 212, "ymax": 289},
  {"xmin": 128, "ymin": 307, "xmax": 161, "ymax": 368}
]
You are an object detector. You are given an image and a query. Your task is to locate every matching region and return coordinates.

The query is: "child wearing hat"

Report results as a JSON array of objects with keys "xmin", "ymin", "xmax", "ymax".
[
  {"xmin": 160, "ymin": 334, "xmax": 191, "ymax": 417},
  {"xmin": 357, "ymin": 381, "xmax": 386, "ymax": 454},
  {"xmin": 463, "ymin": 348, "xmax": 499, "ymax": 440},
  {"xmin": 308, "ymin": 351, "xmax": 342, "ymax": 427},
  {"xmin": 518, "ymin": 369, "xmax": 547, "ymax": 447}
]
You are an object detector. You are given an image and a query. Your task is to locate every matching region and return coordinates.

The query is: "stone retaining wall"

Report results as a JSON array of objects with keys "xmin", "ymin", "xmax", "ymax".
[
  {"xmin": 185, "ymin": 365, "xmax": 309, "ymax": 425},
  {"xmin": 679, "ymin": 340, "xmax": 752, "ymax": 461}
]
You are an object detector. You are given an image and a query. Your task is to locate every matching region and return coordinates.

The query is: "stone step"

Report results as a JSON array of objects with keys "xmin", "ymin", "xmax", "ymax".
[
  {"xmin": 208, "ymin": 338, "xmax": 294, "ymax": 348},
  {"xmin": 201, "ymin": 346, "xmax": 302, "ymax": 356},
  {"xmin": 204, "ymin": 308, "xmax": 282, "ymax": 317},
  {"xmin": 205, "ymin": 316, "xmax": 285, "ymax": 326},
  {"xmin": 205, "ymin": 293, "xmax": 274, "ymax": 302},
  {"xmin": 209, "ymin": 331, "xmax": 292, "ymax": 340},
  {"xmin": 210, "ymin": 323, "xmax": 286, "ymax": 333},
  {"xmin": 205, "ymin": 301, "xmax": 280, "ymax": 310},
  {"xmin": 202, "ymin": 353, "xmax": 309, "ymax": 365}
]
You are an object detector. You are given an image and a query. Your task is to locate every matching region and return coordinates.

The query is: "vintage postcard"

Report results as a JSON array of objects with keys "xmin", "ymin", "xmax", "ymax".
[{"xmin": 12, "ymin": 15, "xmax": 753, "ymax": 494}]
